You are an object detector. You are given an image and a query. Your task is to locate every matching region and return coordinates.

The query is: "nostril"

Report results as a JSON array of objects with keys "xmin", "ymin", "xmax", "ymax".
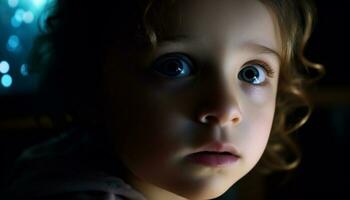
[
  {"xmin": 198, "ymin": 109, "xmax": 242, "ymax": 126},
  {"xmin": 200, "ymin": 114, "xmax": 241, "ymax": 126},
  {"xmin": 232, "ymin": 117, "xmax": 240, "ymax": 124},
  {"xmin": 201, "ymin": 115, "xmax": 218, "ymax": 124},
  {"xmin": 206, "ymin": 115, "xmax": 217, "ymax": 122}
]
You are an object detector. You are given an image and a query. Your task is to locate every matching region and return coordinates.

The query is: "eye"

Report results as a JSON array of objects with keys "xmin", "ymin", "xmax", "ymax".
[
  {"xmin": 152, "ymin": 53, "xmax": 194, "ymax": 78},
  {"xmin": 238, "ymin": 63, "xmax": 268, "ymax": 85}
]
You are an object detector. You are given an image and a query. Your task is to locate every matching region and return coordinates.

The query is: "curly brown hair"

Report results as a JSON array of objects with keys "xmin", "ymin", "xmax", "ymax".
[
  {"xmin": 259, "ymin": 0, "xmax": 324, "ymax": 172},
  {"xmin": 30, "ymin": 0, "xmax": 323, "ymax": 172}
]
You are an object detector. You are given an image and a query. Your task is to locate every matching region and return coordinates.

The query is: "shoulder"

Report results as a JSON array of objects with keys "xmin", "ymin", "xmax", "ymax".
[
  {"xmin": 5, "ymin": 127, "xmax": 146, "ymax": 200},
  {"xmin": 8, "ymin": 173, "xmax": 146, "ymax": 200}
]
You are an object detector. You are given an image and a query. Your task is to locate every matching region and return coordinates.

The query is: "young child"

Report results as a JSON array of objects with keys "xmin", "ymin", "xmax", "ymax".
[{"xmin": 6, "ymin": 0, "xmax": 323, "ymax": 199}]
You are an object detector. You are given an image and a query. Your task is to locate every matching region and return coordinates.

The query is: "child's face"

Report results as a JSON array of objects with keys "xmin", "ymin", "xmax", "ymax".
[{"xmin": 104, "ymin": 0, "xmax": 281, "ymax": 199}]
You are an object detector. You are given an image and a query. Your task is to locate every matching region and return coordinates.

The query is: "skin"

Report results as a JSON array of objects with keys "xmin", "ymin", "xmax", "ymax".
[{"xmin": 103, "ymin": 0, "xmax": 281, "ymax": 199}]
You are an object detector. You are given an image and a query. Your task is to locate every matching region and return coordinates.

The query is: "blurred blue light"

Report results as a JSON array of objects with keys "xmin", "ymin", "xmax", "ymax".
[
  {"xmin": 1, "ymin": 74, "xmax": 13, "ymax": 88},
  {"xmin": 23, "ymin": 11, "xmax": 34, "ymax": 24},
  {"xmin": 8, "ymin": 0, "xmax": 19, "ymax": 8},
  {"xmin": 11, "ymin": 16, "xmax": 22, "ymax": 28},
  {"xmin": 7, "ymin": 35, "xmax": 20, "ymax": 51},
  {"xmin": 20, "ymin": 64, "xmax": 29, "ymax": 76},
  {"xmin": 0, "ymin": 61, "xmax": 10, "ymax": 74},
  {"xmin": 33, "ymin": 0, "xmax": 47, "ymax": 8},
  {"xmin": 14, "ymin": 8, "xmax": 24, "ymax": 22}
]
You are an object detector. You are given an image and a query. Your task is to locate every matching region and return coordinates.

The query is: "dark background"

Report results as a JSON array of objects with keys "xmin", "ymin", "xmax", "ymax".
[{"xmin": 1, "ymin": 1, "xmax": 349, "ymax": 199}]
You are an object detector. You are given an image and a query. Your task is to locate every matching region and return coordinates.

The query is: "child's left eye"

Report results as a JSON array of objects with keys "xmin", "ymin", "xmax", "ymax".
[
  {"xmin": 152, "ymin": 53, "xmax": 195, "ymax": 78},
  {"xmin": 238, "ymin": 64, "xmax": 268, "ymax": 85}
]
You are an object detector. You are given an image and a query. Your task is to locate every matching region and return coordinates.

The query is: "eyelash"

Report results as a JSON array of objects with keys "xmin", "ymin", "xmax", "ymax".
[
  {"xmin": 151, "ymin": 53, "xmax": 275, "ymax": 82},
  {"xmin": 247, "ymin": 60, "xmax": 275, "ymax": 78},
  {"xmin": 151, "ymin": 53, "xmax": 196, "ymax": 79},
  {"xmin": 244, "ymin": 59, "xmax": 275, "ymax": 78}
]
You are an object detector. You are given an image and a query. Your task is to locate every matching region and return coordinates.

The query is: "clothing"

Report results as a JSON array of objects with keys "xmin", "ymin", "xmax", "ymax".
[{"xmin": 4, "ymin": 126, "xmax": 146, "ymax": 200}]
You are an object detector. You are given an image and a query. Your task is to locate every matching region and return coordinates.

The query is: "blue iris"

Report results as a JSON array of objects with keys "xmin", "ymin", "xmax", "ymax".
[
  {"xmin": 153, "ymin": 53, "xmax": 194, "ymax": 78},
  {"xmin": 238, "ymin": 64, "xmax": 266, "ymax": 85}
]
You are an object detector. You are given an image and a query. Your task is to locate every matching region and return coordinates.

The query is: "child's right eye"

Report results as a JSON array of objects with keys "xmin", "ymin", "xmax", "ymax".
[{"xmin": 152, "ymin": 53, "xmax": 195, "ymax": 79}]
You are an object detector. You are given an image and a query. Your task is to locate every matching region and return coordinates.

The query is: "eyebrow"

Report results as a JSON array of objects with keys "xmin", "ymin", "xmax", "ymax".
[
  {"xmin": 241, "ymin": 42, "xmax": 281, "ymax": 63},
  {"xmin": 158, "ymin": 34, "xmax": 197, "ymax": 45},
  {"xmin": 159, "ymin": 35, "xmax": 282, "ymax": 63}
]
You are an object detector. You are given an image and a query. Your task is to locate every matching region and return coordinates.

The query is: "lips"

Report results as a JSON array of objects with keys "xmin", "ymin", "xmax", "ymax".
[
  {"xmin": 186, "ymin": 141, "xmax": 241, "ymax": 167},
  {"xmin": 186, "ymin": 151, "xmax": 239, "ymax": 166}
]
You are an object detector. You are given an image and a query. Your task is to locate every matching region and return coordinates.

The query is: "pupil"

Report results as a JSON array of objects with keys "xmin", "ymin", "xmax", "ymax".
[
  {"xmin": 244, "ymin": 69, "xmax": 257, "ymax": 80},
  {"xmin": 165, "ymin": 61, "xmax": 182, "ymax": 74}
]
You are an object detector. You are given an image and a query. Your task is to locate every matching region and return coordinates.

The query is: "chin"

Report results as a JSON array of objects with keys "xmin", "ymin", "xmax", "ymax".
[
  {"xmin": 182, "ymin": 191, "xmax": 226, "ymax": 200},
  {"xmin": 176, "ymin": 183, "xmax": 233, "ymax": 200}
]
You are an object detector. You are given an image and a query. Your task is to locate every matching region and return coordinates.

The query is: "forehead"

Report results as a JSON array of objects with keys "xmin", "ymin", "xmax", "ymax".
[{"xmin": 157, "ymin": 0, "xmax": 281, "ymax": 53}]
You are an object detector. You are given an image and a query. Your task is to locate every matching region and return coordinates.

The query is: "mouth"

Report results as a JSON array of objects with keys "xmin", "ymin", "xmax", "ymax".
[{"xmin": 186, "ymin": 151, "xmax": 240, "ymax": 167}]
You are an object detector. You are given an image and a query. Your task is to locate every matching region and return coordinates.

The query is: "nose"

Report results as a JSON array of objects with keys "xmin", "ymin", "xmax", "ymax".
[
  {"xmin": 197, "ymin": 87, "xmax": 242, "ymax": 127},
  {"xmin": 198, "ymin": 108, "xmax": 241, "ymax": 126}
]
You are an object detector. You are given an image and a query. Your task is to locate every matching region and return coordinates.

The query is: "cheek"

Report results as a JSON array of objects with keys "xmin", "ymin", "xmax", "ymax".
[
  {"xmin": 113, "ymin": 105, "xmax": 196, "ymax": 190},
  {"xmin": 240, "ymin": 98, "xmax": 276, "ymax": 165},
  {"xmin": 241, "ymin": 81, "xmax": 278, "ymax": 105},
  {"xmin": 109, "ymin": 83, "xmax": 190, "ymax": 176},
  {"xmin": 246, "ymin": 116, "xmax": 272, "ymax": 153}
]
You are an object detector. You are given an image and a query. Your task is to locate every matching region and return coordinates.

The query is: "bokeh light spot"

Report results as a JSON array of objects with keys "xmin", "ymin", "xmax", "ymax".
[
  {"xmin": 11, "ymin": 16, "xmax": 22, "ymax": 28},
  {"xmin": 8, "ymin": 0, "xmax": 19, "ymax": 8},
  {"xmin": 23, "ymin": 11, "xmax": 34, "ymax": 24},
  {"xmin": 20, "ymin": 64, "xmax": 29, "ymax": 76},
  {"xmin": 1, "ymin": 74, "xmax": 13, "ymax": 88},
  {"xmin": 0, "ymin": 61, "xmax": 10, "ymax": 74},
  {"xmin": 14, "ymin": 8, "xmax": 24, "ymax": 22},
  {"xmin": 33, "ymin": 0, "xmax": 47, "ymax": 8},
  {"xmin": 7, "ymin": 35, "xmax": 20, "ymax": 51}
]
